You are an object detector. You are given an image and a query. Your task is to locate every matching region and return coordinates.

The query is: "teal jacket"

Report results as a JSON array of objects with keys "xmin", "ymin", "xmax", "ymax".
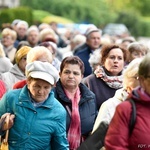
[{"xmin": 0, "ymin": 85, "xmax": 69, "ymax": 150}]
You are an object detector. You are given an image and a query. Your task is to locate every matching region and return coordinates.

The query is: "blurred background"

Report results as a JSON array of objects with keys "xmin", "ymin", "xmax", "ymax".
[{"xmin": 0, "ymin": 0, "xmax": 150, "ymax": 38}]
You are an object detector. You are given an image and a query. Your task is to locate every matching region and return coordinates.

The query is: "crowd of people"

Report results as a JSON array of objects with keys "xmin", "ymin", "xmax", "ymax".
[{"xmin": 0, "ymin": 19, "xmax": 150, "ymax": 150}]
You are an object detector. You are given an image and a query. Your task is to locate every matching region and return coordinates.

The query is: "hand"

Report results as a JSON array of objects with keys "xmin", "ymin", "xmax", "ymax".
[{"xmin": 1, "ymin": 113, "xmax": 15, "ymax": 130}]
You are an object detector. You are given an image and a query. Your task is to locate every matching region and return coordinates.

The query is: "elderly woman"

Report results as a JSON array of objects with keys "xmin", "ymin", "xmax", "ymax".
[
  {"xmin": 83, "ymin": 44, "xmax": 127, "ymax": 109},
  {"xmin": 13, "ymin": 46, "xmax": 53, "ymax": 89},
  {"xmin": 105, "ymin": 53, "xmax": 150, "ymax": 150},
  {"xmin": 92, "ymin": 58, "xmax": 142, "ymax": 133},
  {"xmin": 127, "ymin": 42, "xmax": 148, "ymax": 63},
  {"xmin": 1, "ymin": 28, "xmax": 17, "ymax": 63},
  {"xmin": 0, "ymin": 61, "xmax": 69, "ymax": 149},
  {"xmin": 53, "ymin": 56, "xmax": 97, "ymax": 149},
  {"xmin": 0, "ymin": 46, "xmax": 31, "ymax": 91},
  {"xmin": 39, "ymin": 41, "xmax": 61, "ymax": 71},
  {"xmin": 0, "ymin": 43, "xmax": 13, "ymax": 74}
]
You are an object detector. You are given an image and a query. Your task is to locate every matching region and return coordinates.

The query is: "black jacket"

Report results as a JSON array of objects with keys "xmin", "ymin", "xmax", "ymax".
[{"xmin": 53, "ymin": 80, "xmax": 97, "ymax": 136}]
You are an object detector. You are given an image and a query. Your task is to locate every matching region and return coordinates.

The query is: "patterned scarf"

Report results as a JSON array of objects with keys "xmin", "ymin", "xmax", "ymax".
[
  {"xmin": 94, "ymin": 66, "xmax": 123, "ymax": 89},
  {"xmin": 64, "ymin": 87, "xmax": 81, "ymax": 150}
]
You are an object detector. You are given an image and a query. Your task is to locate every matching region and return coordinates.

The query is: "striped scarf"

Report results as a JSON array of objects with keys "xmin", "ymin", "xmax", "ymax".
[
  {"xmin": 64, "ymin": 87, "xmax": 81, "ymax": 150},
  {"xmin": 94, "ymin": 66, "xmax": 123, "ymax": 89}
]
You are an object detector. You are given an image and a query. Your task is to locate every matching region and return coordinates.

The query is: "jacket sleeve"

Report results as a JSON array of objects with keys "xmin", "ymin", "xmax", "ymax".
[
  {"xmin": 51, "ymin": 108, "xmax": 69, "ymax": 150},
  {"xmin": 92, "ymin": 100, "xmax": 111, "ymax": 133},
  {"xmin": 105, "ymin": 101, "xmax": 132, "ymax": 150}
]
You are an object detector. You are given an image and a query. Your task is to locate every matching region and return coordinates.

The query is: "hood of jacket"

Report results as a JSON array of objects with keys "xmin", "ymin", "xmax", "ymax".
[
  {"xmin": 9, "ymin": 64, "xmax": 25, "ymax": 79},
  {"xmin": 128, "ymin": 86, "xmax": 150, "ymax": 103}
]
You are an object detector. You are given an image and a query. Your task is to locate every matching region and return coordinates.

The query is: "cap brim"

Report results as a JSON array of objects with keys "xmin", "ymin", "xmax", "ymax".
[{"xmin": 29, "ymin": 71, "xmax": 54, "ymax": 85}]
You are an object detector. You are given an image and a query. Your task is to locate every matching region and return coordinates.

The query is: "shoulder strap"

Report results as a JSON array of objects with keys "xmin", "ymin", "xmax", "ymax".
[{"xmin": 128, "ymin": 99, "xmax": 136, "ymax": 135}]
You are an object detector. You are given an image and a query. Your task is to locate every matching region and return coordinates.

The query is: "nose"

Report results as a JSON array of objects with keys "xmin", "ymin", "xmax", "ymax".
[
  {"xmin": 113, "ymin": 57, "xmax": 119, "ymax": 62},
  {"xmin": 68, "ymin": 72, "xmax": 74, "ymax": 78}
]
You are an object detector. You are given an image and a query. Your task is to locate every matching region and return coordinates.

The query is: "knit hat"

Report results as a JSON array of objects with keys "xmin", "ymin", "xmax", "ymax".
[
  {"xmin": 15, "ymin": 46, "xmax": 31, "ymax": 64},
  {"xmin": 26, "ymin": 61, "xmax": 59, "ymax": 85}
]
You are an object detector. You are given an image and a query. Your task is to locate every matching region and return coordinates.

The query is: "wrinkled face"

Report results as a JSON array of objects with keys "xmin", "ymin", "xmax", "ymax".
[
  {"xmin": 130, "ymin": 51, "xmax": 145, "ymax": 61},
  {"xmin": 104, "ymin": 48, "xmax": 124, "ymax": 76},
  {"xmin": 27, "ymin": 30, "xmax": 39, "ymax": 46},
  {"xmin": 27, "ymin": 78, "xmax": 52, "ymax": 102},
  {"xmin": 2, "ymin": 35, "xmax": 14, "ymax": 47},
  {"xmin": 86, "ymin": 32, "xmax": 101, "ymax": 50},
  {"xmin": 17, "ymin": 24, "xmax": 27, "ymax": 38},
  {"xmin": 59, "ymin": 64, "xmax": 83, "ymax": 89}
]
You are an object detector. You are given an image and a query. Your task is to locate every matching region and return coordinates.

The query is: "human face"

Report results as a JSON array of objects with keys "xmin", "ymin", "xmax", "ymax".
[
  {"xmin": 17, "ymin": 25, "xmax": 27, "ymax": 38},
  {"xmin": 2, "ymin": 35, "xmax": 14, "ymax": 47},
  {"xmin": 18, "ymin": 55, "xmax": 27, "ymax": 73},
  {"xmin": 130, "ymin": 51, "xmax": 145, "ymax": 61},
  {"xmin": 59, "ymin": 64, "xmax": 83, "ymax": 90},
  {"xmin": 86, "ymin": 32, "xmax": 101, "ymax": 50},
  {"xmin": 27, "ymin": 30, "xmax": 39, "ymax": 46},
  {"xmin": 139, "ymin": 76, "xmax": 150, "ymax": 96},
  {"xmin": 27, "ymin": 79, "xmax": 52, "ymax": 102},
  {"xmin": 104, "ymin": 48, "xmax": 124, "ymax": 76}
]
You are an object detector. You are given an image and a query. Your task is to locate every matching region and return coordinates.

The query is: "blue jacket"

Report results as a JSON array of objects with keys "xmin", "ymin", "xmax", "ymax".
[
  {"xmin": 53, "ymin": 80, "xmax": 97, "ymax": 137},
  {"xmin": 0, "ymin": 86, "xmax": 69, "ymax": 150},
  {"xmin": 74, "ymin": 44, "xmax": 93, "ymax": 77}
]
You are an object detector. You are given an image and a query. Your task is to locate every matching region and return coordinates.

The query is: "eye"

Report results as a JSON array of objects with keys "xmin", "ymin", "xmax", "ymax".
[
  {"xmin": 118, "ymin": 56, "xmax": 123, "ymax": 60},
  {"xmin": 73, "ymin": 72, "xmax": 80, "ymax": 75}
]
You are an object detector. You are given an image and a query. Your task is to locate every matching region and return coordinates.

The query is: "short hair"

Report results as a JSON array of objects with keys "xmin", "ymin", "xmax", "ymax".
[
  {"xmin": 2, "ymin": 28, "xmax": 17, "ymax": 41},
  {"xmin": 100, "ymin": 44, "xmax": 127, "ymax": 65},
  {"xmin": 27, "ymin": 46, "xmax": 53, "ymax": 64},
  {"xmin": 17, "ymin": 41, "xmax": 30, "ymax": 51},
  {"xmin": 39, "ymin": 42, "xmax": 56, "ymax": 55},
  {"xmin": 16, "ymin": 20, "xmax": 28, "ymax": 29},
  {"xmin": 123, "ymin": 58, "xmax": 142, "ymax": 89},
  {"xmin": 39, "ymin": 28, "xmax": 57, "ymax": 43},
  {"xmin": 128, "ymin": 42, "xmax": 149, "ymax": 54},
  {"xmin": 89, "ymin": 49, "xmax": 101, "ymax": 70},
  {"xmin": 27, "ymin": 26, "xmax": 39, "ymax": 36},
  {"xmin": 138, "ymin": 53, "xmax": 150, "ymax": 78},
  {"xmin": 60, "ymin": 56, "xmax": 85, "ymax": 75}
]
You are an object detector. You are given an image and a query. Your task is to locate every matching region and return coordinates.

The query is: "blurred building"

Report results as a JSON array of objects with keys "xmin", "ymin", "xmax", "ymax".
[{"xmin": 0, "ymin": 0, "xmax": 20, "ymax": 8}]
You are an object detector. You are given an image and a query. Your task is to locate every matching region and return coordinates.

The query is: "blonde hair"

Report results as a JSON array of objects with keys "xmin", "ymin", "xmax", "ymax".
[
  {"xmin": 0, "ymin": 43, "xmax": 5, "ymax": 57},
  {"xmin": 27, "ymin": 46, "xmax": 53, "ymax": 64},
  {"xmin": 123, "ymin": 58, "xmax": 142, "ymax": 89},
  {"xmin": 2, "ymin": 28, "xmax": 17, "ymax": 41},
  {"xmin": 39, "ymin": 28, "xmax": 57, "ymax": 42},
  {"xmin": 15, "ymin": 46, "xmax": 31, "ymax": 64}
]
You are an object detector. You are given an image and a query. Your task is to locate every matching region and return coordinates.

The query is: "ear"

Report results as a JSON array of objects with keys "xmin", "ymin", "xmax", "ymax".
[{"xmin": 59, "ymin": 72, "xmax": 61, "ymax": 77}]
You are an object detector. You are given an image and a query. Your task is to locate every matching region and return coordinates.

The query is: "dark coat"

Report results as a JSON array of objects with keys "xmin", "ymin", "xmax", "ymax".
[
  {"xmin": 74, "ymin": 44, "xmax": 93, "ymax": 77},
  {"xmin": 53, "ymin": 80, "xmax": 97, "ymax": 137},
  {"xmin": 82, "ymin": 74, "xmax": 117, "ymax": 110}
]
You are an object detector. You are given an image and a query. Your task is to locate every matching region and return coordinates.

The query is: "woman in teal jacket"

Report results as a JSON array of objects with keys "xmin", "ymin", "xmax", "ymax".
[{"xmin": 0, "ymin": 61, "xmax": 69, "ymax": 150}]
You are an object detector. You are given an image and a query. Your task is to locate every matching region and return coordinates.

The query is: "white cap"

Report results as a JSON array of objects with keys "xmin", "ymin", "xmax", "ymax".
[{"xmin": 26, "ymin": 61, "xmax": 59, "ymax": 85}]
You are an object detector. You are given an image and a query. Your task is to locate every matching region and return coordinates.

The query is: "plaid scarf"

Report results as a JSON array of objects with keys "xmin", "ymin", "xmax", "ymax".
[
  {"xmin": 64, "ymin": 87, "xmax": 81, "ymax": 150},
  {"xmin": 94, "ymin": 66, "xmax": 123, "ymax": 89}
]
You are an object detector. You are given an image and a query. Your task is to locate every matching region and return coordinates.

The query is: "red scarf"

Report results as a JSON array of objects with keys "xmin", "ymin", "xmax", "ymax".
[{"xmin": 64, "ymin": 87, "xmax": 81, "ymax": 150}]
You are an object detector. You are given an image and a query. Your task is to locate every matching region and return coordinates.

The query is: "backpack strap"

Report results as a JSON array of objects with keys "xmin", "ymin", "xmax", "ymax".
[{"xmin": 128, "ymin": 99, "xmax": 136, "ymax": 135}]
